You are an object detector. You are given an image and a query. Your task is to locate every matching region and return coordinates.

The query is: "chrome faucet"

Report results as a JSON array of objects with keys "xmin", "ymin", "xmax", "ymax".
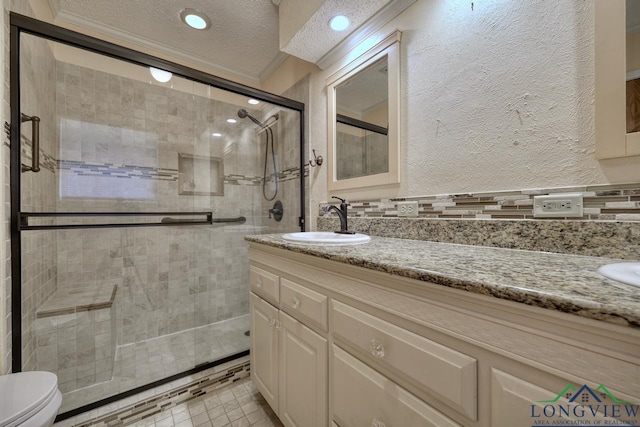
[{"xmin": 323, "ymin": 196, "xmax": 354, "ymax": 234}]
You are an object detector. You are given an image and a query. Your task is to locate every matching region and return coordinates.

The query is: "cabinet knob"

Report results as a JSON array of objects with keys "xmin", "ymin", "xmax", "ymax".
[
  {"xmin": 268, "ymin": 318, "xmax": 275, "ymax": 327},
  {"xmin": 274, "ymin": 320, "xmax": 281, "ymax": 329},
  {"xmin": 291, "ymin": 296, "xmax": 300, "ymax": 309},
  {"xmin": 256, "ymin": 278, "xmax": 263, "ymax": 288},
  {"xmin": 370, "ymin": 339, "xmax": 385, "ymax": 359},
  {"xmin": 371, "ymin": 419, "xmax": 386, "ymax": 427}
]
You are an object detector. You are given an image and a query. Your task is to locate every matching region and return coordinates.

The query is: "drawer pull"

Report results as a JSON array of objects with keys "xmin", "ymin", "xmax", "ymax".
[
  {"xmin": 256, "ymin": 278, "xmax": 263, "ymax": 288},
  {"xmin": 371, "ymin": 419, "xmax": 386, "ymax": 427},
  {"xmin": 274, "ymin": 320, "xmax": 281, "ymax": 330},
  {"xmin": 370, "ymin": 339, "xmax": 385, "ymax": 359},
  {"xmin": 291, "ymin": 296, "xmax": 300, "ymax": 309},
  {"xmin": 268, "ymin": 318, "xmax": 276, "ymax": 327}
]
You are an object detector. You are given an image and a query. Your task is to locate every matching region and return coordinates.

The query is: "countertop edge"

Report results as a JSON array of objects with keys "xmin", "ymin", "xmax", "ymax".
[{"xmin": 245, "ymin": 235, "xmax": 640, "ymax": 329}]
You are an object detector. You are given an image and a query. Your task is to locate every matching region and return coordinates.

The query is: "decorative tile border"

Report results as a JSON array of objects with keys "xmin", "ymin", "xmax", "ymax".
[
  {"xmin": 319, "ymin": 183, "xmax": 640, "ymax": 222},
  {"xmin": 59, "ymin": 160, "xmax": 307, "ymax": 186},
  {"xmin": 70, "ymin": 361, "xmax": 251, "ymax": 427}
]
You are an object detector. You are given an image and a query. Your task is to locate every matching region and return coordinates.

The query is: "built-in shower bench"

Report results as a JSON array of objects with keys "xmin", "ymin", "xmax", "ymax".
[
  {"xmin": 36, "ymin": 284, "xmax": 117, "ymax": 318},
  {"xmin": 35, "ymin": 284, "xmax": 118, "ymax": 391}
]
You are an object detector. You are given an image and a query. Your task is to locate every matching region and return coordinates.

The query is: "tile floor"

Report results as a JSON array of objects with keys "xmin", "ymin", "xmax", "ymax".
[
  {"xmin": 55, "ymin": 376, "xmax": 282, "ymax": 427},
  {"xmin": 60, "ymin": 315, "xmax": 250, "ymax": 412},
  {"xmin": 124, "ymin": 378, "xmax": 283, "ymax": 427}
]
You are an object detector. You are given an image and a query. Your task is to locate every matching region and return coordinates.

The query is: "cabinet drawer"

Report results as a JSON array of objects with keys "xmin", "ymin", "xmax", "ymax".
[
  {"xmin": 280, "ymin": 278, "xmax": 328, "ymax": 331},
  {"xmin": 332, "ymin": 345, "xmax": 460, "ymax": 427},
  {"xmin": 250, "ymin": 265, "xmax": 279, "ymax": 304},
  {"xmin": 331, "ymin": 300, "xmax": 477, "ymax": 420}
]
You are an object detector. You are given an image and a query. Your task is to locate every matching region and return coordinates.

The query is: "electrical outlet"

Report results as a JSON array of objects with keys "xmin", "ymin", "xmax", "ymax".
[
  {"xmin": 397, "ymin": 201, "xmax": 419, "ymax": 217},
  {"xmin": 533, "ymin": 193, "xmax": 584, "ymax": 218}
]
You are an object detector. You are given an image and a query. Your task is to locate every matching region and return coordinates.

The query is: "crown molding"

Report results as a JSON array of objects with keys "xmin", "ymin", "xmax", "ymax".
[
  {"xmin": 258, "ymin": 51, "xmax": 289, "ymax": 83},
  {"xmin": 316, "ymin": 0, "xmax": 415, "ymax": 70},
  {"xmin": 52, "ymin": 9, "xmax": 262, "ymax": 85}
]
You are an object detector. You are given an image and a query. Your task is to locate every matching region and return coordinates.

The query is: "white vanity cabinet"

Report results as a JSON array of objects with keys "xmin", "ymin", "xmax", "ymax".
[
  {"xmin": 249, "ymin": 266, "xmax": 328, "ymax": 427},
  {"xmin": 248, "ymin": 244, "xmax": 640, "ymax": 427}
]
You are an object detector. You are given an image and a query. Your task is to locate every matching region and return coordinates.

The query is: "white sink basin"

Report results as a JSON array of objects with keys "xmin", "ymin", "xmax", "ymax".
[
  {"xmin": 598, "ymin": 262, "xmax": 640, "ymax": 288},
  {"xmin": 282, "ymin": 232, "xmax": 371, "ymax": 245}
]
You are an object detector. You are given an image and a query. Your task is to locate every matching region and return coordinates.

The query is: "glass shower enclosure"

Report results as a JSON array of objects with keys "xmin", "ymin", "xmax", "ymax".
[{"xmin": 9, "ymin": 14, "xmax": 305, "ymax": 418}]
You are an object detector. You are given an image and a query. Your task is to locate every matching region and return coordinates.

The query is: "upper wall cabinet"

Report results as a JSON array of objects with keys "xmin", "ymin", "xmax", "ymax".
[
  {"xmin": 278, "ymin": 0, "xmax": 414, "ymax": 69},
  {"xmin": 326, "ymin": 31, "xmax": 401, "ymax": 191},
  {"xmin": 595, "ymin": 0, "xmax": 640, "ymax": 158}
]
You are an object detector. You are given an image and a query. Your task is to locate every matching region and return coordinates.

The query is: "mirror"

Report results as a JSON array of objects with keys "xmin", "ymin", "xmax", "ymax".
[
  {"xmin": 326, "ymin": 31, "xmax": 401, "ymax": 191},
  {"xmin": 595, "ymin": 0, "xmax": 640, "ymax": 158},
  {"xmin": 335, "ymin": 56, "xmax": 389, "ymax": 180}
]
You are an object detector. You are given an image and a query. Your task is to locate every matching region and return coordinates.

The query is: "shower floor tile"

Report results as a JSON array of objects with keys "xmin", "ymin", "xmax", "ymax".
[{"xmin": 60, "ymin": 315, "xmax": 250, "ymax": 413}]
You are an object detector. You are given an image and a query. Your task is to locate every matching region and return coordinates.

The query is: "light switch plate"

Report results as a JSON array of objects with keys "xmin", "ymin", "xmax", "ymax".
[{"xmin": 533, "ymin": 193, "xmax": 584, "ymax": 218}]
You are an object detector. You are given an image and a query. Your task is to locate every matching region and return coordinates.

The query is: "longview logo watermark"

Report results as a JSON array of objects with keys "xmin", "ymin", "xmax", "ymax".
[{"xmin": 530, "ymin": 384, "xmax": 639, "ymax": 426}]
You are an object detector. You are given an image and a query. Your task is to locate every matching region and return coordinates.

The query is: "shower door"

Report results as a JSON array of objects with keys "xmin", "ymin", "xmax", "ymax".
[{"xmin": 10, "ymin": 13, "xmax": 305, "ymax": 418}]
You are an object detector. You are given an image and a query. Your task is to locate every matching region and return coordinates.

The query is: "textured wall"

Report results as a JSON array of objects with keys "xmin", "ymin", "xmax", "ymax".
[{"xmin": 299, "ymin": 0, "xmax": 640, "ymax": 228}]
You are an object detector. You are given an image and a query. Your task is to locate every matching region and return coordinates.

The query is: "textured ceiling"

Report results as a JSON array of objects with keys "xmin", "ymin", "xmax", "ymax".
[
  {"xmin": 50, "ymin": 0, "xmax": 284, "ymax": 83},
  {"xmin": 280, "ymin": 0, "xmax": 392, "ymax": 64}
]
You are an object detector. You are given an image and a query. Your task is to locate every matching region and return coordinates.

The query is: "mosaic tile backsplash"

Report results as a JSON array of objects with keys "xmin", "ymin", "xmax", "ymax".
[{"xmin": 318, "ymin": 183, "xmax": 640, "ymax": 260}]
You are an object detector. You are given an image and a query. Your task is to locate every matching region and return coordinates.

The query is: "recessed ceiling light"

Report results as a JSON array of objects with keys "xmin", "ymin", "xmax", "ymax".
[
  {"xmin": 212, "ymin": 132, "xmax": 222, "ymax": 137},
  {"xmin": 149, "ymin": 67, "xmax": 172, "ymax": 82},
  {"xmin": 227, "ymin": 119, "xmax": 237, "ymax": 124},
  {"xmin": 180, "ymin": 8, "xmax": 211, "ymax": 30},
  {"xmin": 329, "ymin": 15, "xmax": 350, "ymax": 32},
  {"xmin": 248, "ymin": 99, "xmax": 260, "ymax": 105}
]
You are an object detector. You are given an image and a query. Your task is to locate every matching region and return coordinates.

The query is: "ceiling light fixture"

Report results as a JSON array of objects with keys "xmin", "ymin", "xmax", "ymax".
[
  {"xmin": 212, "ymin": 133, "xmax": 222, "ymax": 137},
  {"xmin": 329, "ymin": 15, "xmax": 350, "ymax": 32},
  {"xmin": 180, "ymin": 8, "xmax": 211, "ymax": 30},
  {"xmin": 227, "ymin": 119, "xmax": 237, "ymax": 124},
  {"xmin": 149, "ymin": 67, "xmax": 172, "ymax": 82},
  {"xmin": 248, "ymin": 99, "xmax": 260, "ymax": 105}
]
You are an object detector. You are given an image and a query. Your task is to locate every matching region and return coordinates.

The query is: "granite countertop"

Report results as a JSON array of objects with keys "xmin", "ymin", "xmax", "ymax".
[{"xmin": 245, "ymin": 234, "xmax": 640, "ymax": 328}]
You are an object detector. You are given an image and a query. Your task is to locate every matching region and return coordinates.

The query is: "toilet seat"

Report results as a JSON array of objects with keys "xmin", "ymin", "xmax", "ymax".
[{"xmin": 0, "ymin": 371, "xmax": 59, "ymax": 427}]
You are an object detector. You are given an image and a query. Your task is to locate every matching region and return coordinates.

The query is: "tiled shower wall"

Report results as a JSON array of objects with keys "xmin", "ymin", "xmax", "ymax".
[
  {"xmin": 260, "ymin": 75, "xmax": 310, "ymax": 234},
  {"xmin": 53, "ymin": 61, "xmax": 270, "ymax": 346}
]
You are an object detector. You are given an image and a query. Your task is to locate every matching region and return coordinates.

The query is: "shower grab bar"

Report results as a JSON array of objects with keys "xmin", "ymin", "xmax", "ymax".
[
  {"xmin": 161, "ymin": 216, "xmax": 246, "ymax": 225},
  {"xmin": 21, "ymin": 113, "xmax": 40, "ymax": 173},
  {"xmin": 19, "ymin": 211, "xmax": 213, "ymax": 230}
]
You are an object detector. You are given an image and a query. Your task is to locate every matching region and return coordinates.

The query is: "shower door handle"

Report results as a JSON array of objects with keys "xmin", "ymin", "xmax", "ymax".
[{"xmin": 21, "ymin": 113, "xmax": 40, "ymax": 173}]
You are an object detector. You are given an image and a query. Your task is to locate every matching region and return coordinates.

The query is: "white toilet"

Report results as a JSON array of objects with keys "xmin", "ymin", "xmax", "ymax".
[{"xmin": 0, "ymin": 371, "xmax": 62, "ymax": 427}]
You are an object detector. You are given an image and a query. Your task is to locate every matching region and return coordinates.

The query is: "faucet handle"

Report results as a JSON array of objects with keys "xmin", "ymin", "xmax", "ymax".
[{"xmin": 331, "ymin": 196, "xmax": 346, "ymax": 203}]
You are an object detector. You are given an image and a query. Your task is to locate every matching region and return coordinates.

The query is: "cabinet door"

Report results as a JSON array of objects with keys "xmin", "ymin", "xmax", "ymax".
[
  {"xmin": 250, "ymin": 292, "xmax": 279, "ymax": 414},
  {"xmin": 491, "ymin": 369, "xmax": 608, "ymax": 427},
  {"xmin": 279, "ymin": 311, "xmax": 328, "ymax": 427}
]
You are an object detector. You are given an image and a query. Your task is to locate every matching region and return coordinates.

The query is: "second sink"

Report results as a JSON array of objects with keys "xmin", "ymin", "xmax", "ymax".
[{"xmin": 598, "ymin": 262, "xmax": 640, "ymax": 288}]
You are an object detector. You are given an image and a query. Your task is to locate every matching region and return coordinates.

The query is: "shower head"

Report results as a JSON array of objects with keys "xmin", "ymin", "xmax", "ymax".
[{"xmin": 237, "ymin": 109, "xmax": 263, "ymax": 127}]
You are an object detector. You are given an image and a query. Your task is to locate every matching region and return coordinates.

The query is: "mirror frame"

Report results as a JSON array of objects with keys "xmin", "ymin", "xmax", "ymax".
[
  {"xmin": 326, "ymin": 31, "xmax": 401, "ymax": 191},
  {"xmin": 595, "ymin": 0, "xmax": 640, "ymax": 158}
]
